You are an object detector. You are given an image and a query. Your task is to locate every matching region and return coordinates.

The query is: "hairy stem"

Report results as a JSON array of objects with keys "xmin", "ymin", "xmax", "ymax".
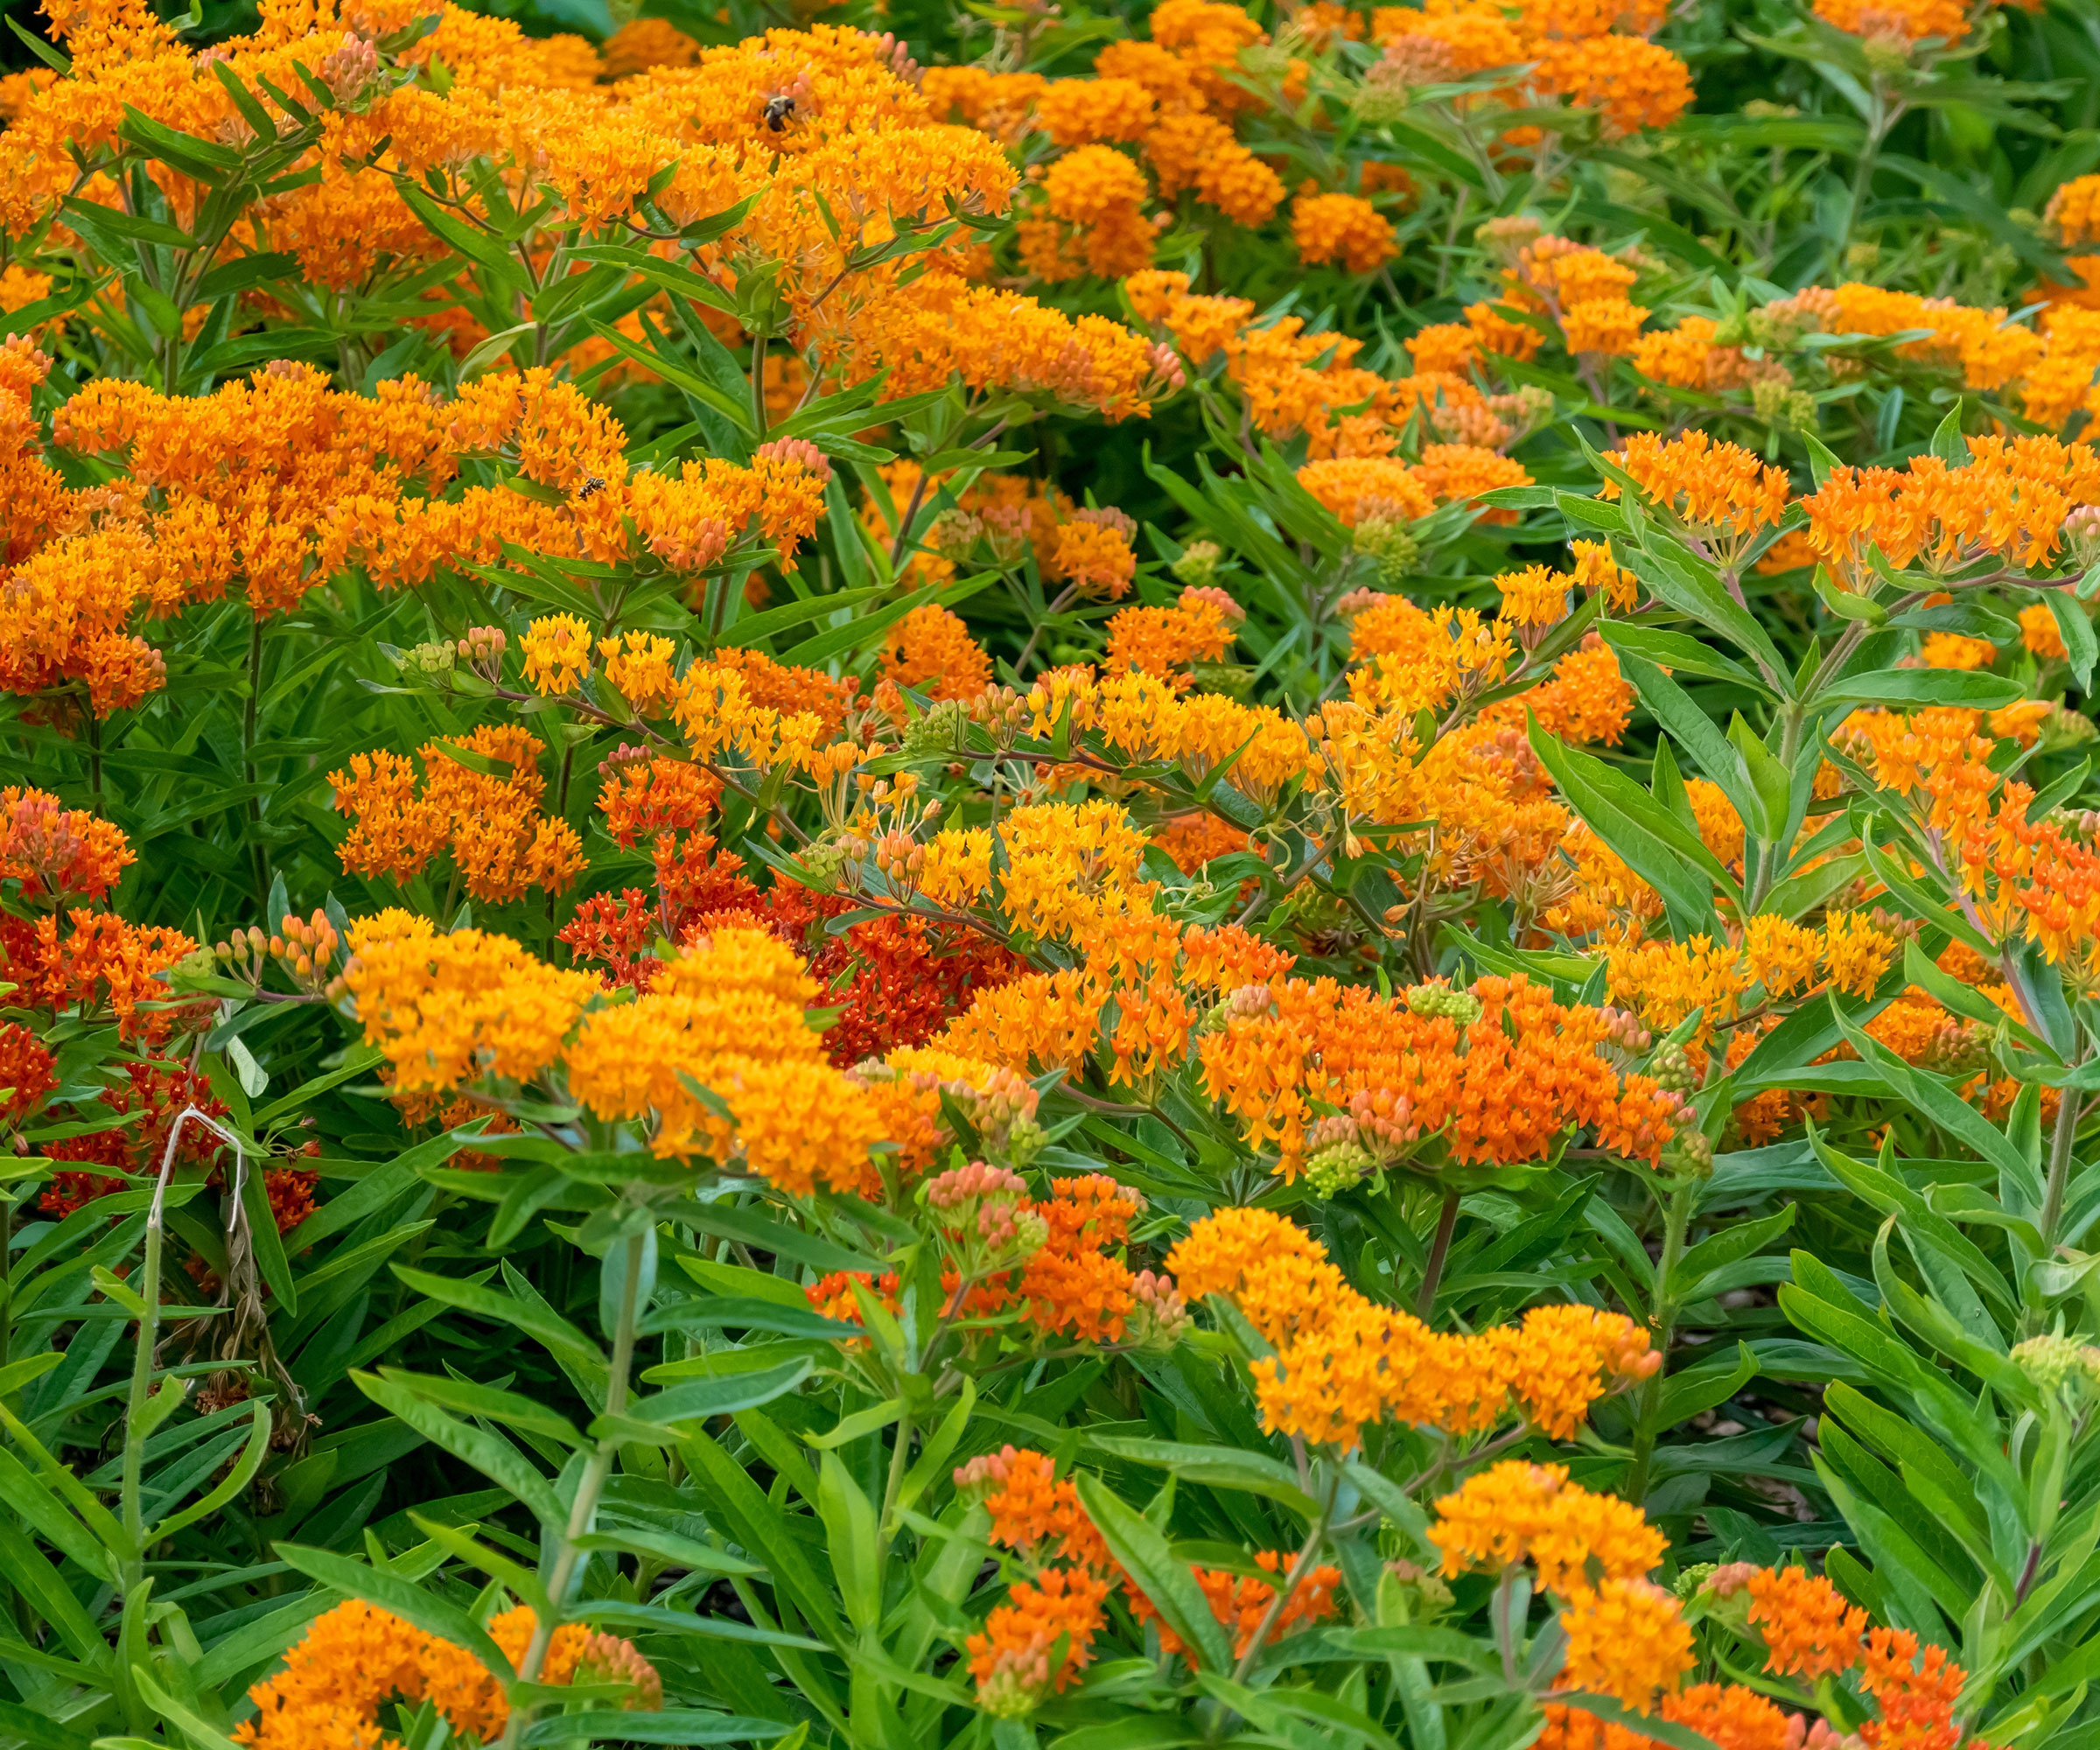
[
  {"xmin": 499, "ymin": 1233, "xmax": 647, "ymax": 1749},
  {"xmin": 1417, "ymin": 1190, "xmax": 1460, "ymax": 1321},
  {"xmin": 1623, "ymin": 1174, "xmax": 1695, "ymax": 1505},
  {"xmin": 2040, "ymin": 1080, "xmax": 2084, "ymax": 1261}
]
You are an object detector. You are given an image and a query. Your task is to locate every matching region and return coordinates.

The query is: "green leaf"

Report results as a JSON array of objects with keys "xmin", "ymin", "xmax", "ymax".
[
  {"xmin": 718, "ymin": 584, "xmax": 888, "ymax": 651},
  {"xmin": 1587, "ymin": 621, "xmax": 1772, "ymax": 689},
  {"xmin": 2048, "ymin": 592, "xmax": 2097, "ymax": 690},
  {"xmin": 1614, "ymin": 530, "xmax": 1789, "ymax": 689},
  {"xmin": 670, "ymin": 1201, "xmax": 881, "ymax": 1274},
  {"xmin": 816, "ymin": 1451, "xmax": 882, "ymax": 1630},
  {"xmin": 1074, "ymin": 1471, "xmax": 1232, "ymax": 1674},
  {"xmin": 1082, "ymin": 1436, "xmax": 1319, "ymax": 1516},
  {"xmin": 0, "ymin": 1698, "xmax": 93, "ymax": 1750},
  {"xmin": 1825, "ymin": 1006, "xmax": 2044, "ymax": 1220},
  {"xmin": 128, "ymin": 1673, "xmax": 242, "ymax": 1750},
  {"xmin": 154, "ymin": 1399, "xmax": 271, "ymax": 1540},
  {"xmin": 523, "ymin": 1711, "xmax": 797, "ymax": 1746},
  {"xmin": 1526, "ymin": 712, "xmax": 1736, "ymax": 933},
  {"xmin": 802, "ymin": 1396, "xmax": 904, "ymax": 1449},
  {"xmin": 408, "ymin": 1513, "xmax": 551, "ymax": 1616},
  {"xmin": 642, "ymin": 1298, "xmax": 860, "ymax": 1341},
  {"xmin": 236, "ymin": 1154, "xmax": 296, "ymax": 1314},
  {"xmin": 390, "ymin": 1265, "xmax": 608, "ymax": 1368},
  {"xmin": 352, "ymin": 1371, "xmax": 567, "ymax": 1525},
  {"xmin": 681, "ymin": 1428, "xmax": 845, "ymax": 1644},
  {"xmin": 1822, "ymin": 669, "xmax": 2024, "ymax": 710},
  {"xmin": 375, "ymin": 1368, "xmax": 588, "ymax": 1446},
  {"xmin": 1901, "ymin": 939, "xmax": 2050, "ymax": 1057},
  {"xmin": 397, "ymin": 182, "xmax": 529, "ymax": 286},
  {"xmin": 1671, "ymin": 1207, "xmax": 1796, "ymax": 1302},
  {"xmin": 627, "ymin": 1357, "xmax": 814, "ymax": 1428}
]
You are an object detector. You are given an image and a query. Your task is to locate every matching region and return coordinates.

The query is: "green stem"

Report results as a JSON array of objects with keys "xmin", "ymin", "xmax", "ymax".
[
  {"xmin": 244, "ymin": 614, "xmax": 268, "ymax": 905},
  {"xmin": 1831, "ymin": 93, "xmax": 1903, "ymax": 278},
  {"xmin": 876, "ymin": 1408, "xmax": 915, "ymax": 1560},
  {"xmin": 751, "ymin": 332, "xmax": 769, "ymax": 442},
  {"xmin": 1743, "ymin": 702, "xmax": 1806, "ymax": 914},
  {"xmin": 1225, "ymin": 1468, "xmax": 1339, "ymax": 1689},
  {"xmin": 1416, "ymin": 1190, "xmax": 1460, "ymax": 1322},
  {"xmin": 121, "ymin": 1110, "xmax": 214, "ymax": 1596},
  {"xmin": 1624, "ymin": 1175, "xmax": 1696, "ymax": 1506},
  {"xmin": 2040, "ymin": 1082, "xmax": 2083, "ymax": 1261},
  {"xmin": 0, "ymin": 1188, "xmax": 12, "ymax": 1451},
  {"xmin": 498, "ymin": 1233, "xmax": 647, "ymax": 1750}
]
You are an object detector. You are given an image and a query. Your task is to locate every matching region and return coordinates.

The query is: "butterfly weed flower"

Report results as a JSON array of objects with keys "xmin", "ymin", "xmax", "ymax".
[
  {"xmin": 967, "ymin": 1566, "xmax": 1114, "ymax": 1715},
  {"xmin": 521, "ymin": 613, "xmax": 593, "ymax": 697},
  {"xmin": 0, "ymin": 787, "xmax": 135, "ymax": 904},
  {"xmin": 1292, "ymin": 189, "xmax": 1398, "ymax": 274},
  {"xmin": 1744, "ymin": 1565, "xmax": 1871, "ymax": 1680}
]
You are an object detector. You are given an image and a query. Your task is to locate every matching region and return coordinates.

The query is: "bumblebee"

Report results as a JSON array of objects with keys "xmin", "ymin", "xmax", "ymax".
[
  {"xmin": 761, "ymin": 94, "xmax": 796, "ymax": 132},
  {"xmin": 577, "ymin": 474, "xmax": 607, "ymax": 499}
]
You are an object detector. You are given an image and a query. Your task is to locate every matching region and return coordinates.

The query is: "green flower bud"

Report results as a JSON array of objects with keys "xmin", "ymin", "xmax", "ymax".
[
  {"xmin": 1172, "ymin": 541, "xmax": 1224, "ymax": 588},
  {"xmin": 1648, "ymin": 1040, "xmax": 1698, "ymax": 1095},
  {"xmin": 900, "ymin": 697, "xmax": 971, "ymax": 759},
  {"xmin": 1305, "ymin": 1140, "xmax": 1376, "ymax": 1198},
  {"xmin": 1354, "ymin": 517, "xmax": 1421, "ymax": 585},
  {"xmin": 1405, "ymin": 982, "xmax": 1482, "ymax": 1026}
]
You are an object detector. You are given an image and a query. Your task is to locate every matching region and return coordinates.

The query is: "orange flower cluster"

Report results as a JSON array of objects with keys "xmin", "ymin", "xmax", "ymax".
[
  {"xmin": 882, "ymin": 605, "xmax": 994, "ymax": 702},
  {"xmin": 349, "ymin": 907, "xmax": 895, "ymax": 1191},
  {"xmin": 937, "ymin": 911, "xmax": 1290, "ymax": 1094},
  {"xmin": 0, "ymin": 1021, "xmax": 57, "ymax": 1122},
  {"xmin": 564, "ymin": 925, "xmax": 884, "ymax": 1192},
  {"xmin": 1129, "ymin": 268, "xmax": 1538, "ymax": 466},
  {"xmin": 237, "ymin": 1600, "xmax": 657, "ymax": 1750},
  {"xmin": 0, "ymin": 787, "xmax": 135, "ymax": 902},
  {"xmin": 1707, "ymin": 1564, "xmax": 1973, "ymax": 1750},
  {"xmin": 1367, "ymin": 0, "xmax": 1691, "ymax": 139},
  {"xmin": 0, "ymin": 904, "xmax": 197, "ymax": 1044},
  {"xmin": 1434, "ymin": 1462, "xmax": 1691, "ymax": 1711},
  {"xmin": 838, "ymin": 1169, "xmax": 1159, "ymax": 1343},
  {"xmin": 0, "ymin": 355, "xmax": 452, "ymax": 713},
  {"xmin": 1103, "ymin": 588, "xmax": 1242, "ymax": 687},
  {"xmin": 1746, "ymin": 1564, "xmax": 1869, "ymax": 1678},
  {"xmin": 1022, "ymin": 144, "xmax": 1158, "ymax": 282},
  {"xmin": 967, "ymin": 1565, "xmax": 1116, "ymax": 1715},
  {"xmin": 1624, "ymin": 276, "xmax": 2100, "ymax": 432},
  {"xmin": 1191, "ymin": 972, "xmax": 1684, "ymax": 1177},
  {"xmin": 1168, "ymin": 1208, "xmax": 1658, "ymax": 1449},
  {"xmin": 1603, "ymin": 430, "xmax": 1793, "ymax": 557},
  {"xmin": 1813, "ymin": 0, "xmax": 1969, "ymax": 42},
  {"xmin": 1292, "ymin": 191, "xmax": 1397, "ymax": 274},
  {"xmin": 960, "ymin": 1441, "xmax": 1341, "ymax": 1708},
  {"xmin": 920, "ymin": 797, "xmax": 1154, "ymax": 940},
  {"xmin": 1498, "ymin": 237, "xmax": 1650, "ymax": 360},
  {"xmin": 1539, "ymin": 1684, "xmax": 1803, "ymax": 1750},
  {"xmin": 931, "ymin": 0, "xmax": 1301, "ymax": 288},
  {"xmin": 1602, "ymin": 914, "xmax": 1900, "ymax": 1040},
  {"xmin": 1802, "ymin": 434, "xmax": 2100, "ymax": 587},
  {"xmin": 344, "ymin": 910, "xmax": 601, "ymax": 1093},
  {"xmin": 331, "ymin": 724, "xmax": 585, "ymax": 906},
  {"xmin": 1835, "ymin": 704, "xmax": 2100, "ymax": 965},
  {"xmin": 1127, "ymin": 1550, "xmax": 1344, "ymax": 1667}
]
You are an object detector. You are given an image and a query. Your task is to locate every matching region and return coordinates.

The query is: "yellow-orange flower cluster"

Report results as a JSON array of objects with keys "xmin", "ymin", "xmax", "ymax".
[
  {"xmin": 1433, "ymin": 1462, "xmax": 1691, "ymax": 1711},
  {"xmin": 1168, "ymin": 1207, "xmax": 1659, "ymax": 1449},
  {"xmin": 236, "ymin": 1600, "xmax": 657, "ymax": 1750}
]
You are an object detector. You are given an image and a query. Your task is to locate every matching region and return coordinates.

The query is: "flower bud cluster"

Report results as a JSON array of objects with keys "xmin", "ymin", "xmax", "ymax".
[
  {"xmin": 1171, "ymin": 540, "xmax": 1223, "ymax": 587},
  {"xmin": 1405, "ymin": 980, "xmax": 1483, "ymax": 1026},
  {"xmin": 1126, "ymin": 1269, "xmax": 1190, "ymax": 1351}
]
